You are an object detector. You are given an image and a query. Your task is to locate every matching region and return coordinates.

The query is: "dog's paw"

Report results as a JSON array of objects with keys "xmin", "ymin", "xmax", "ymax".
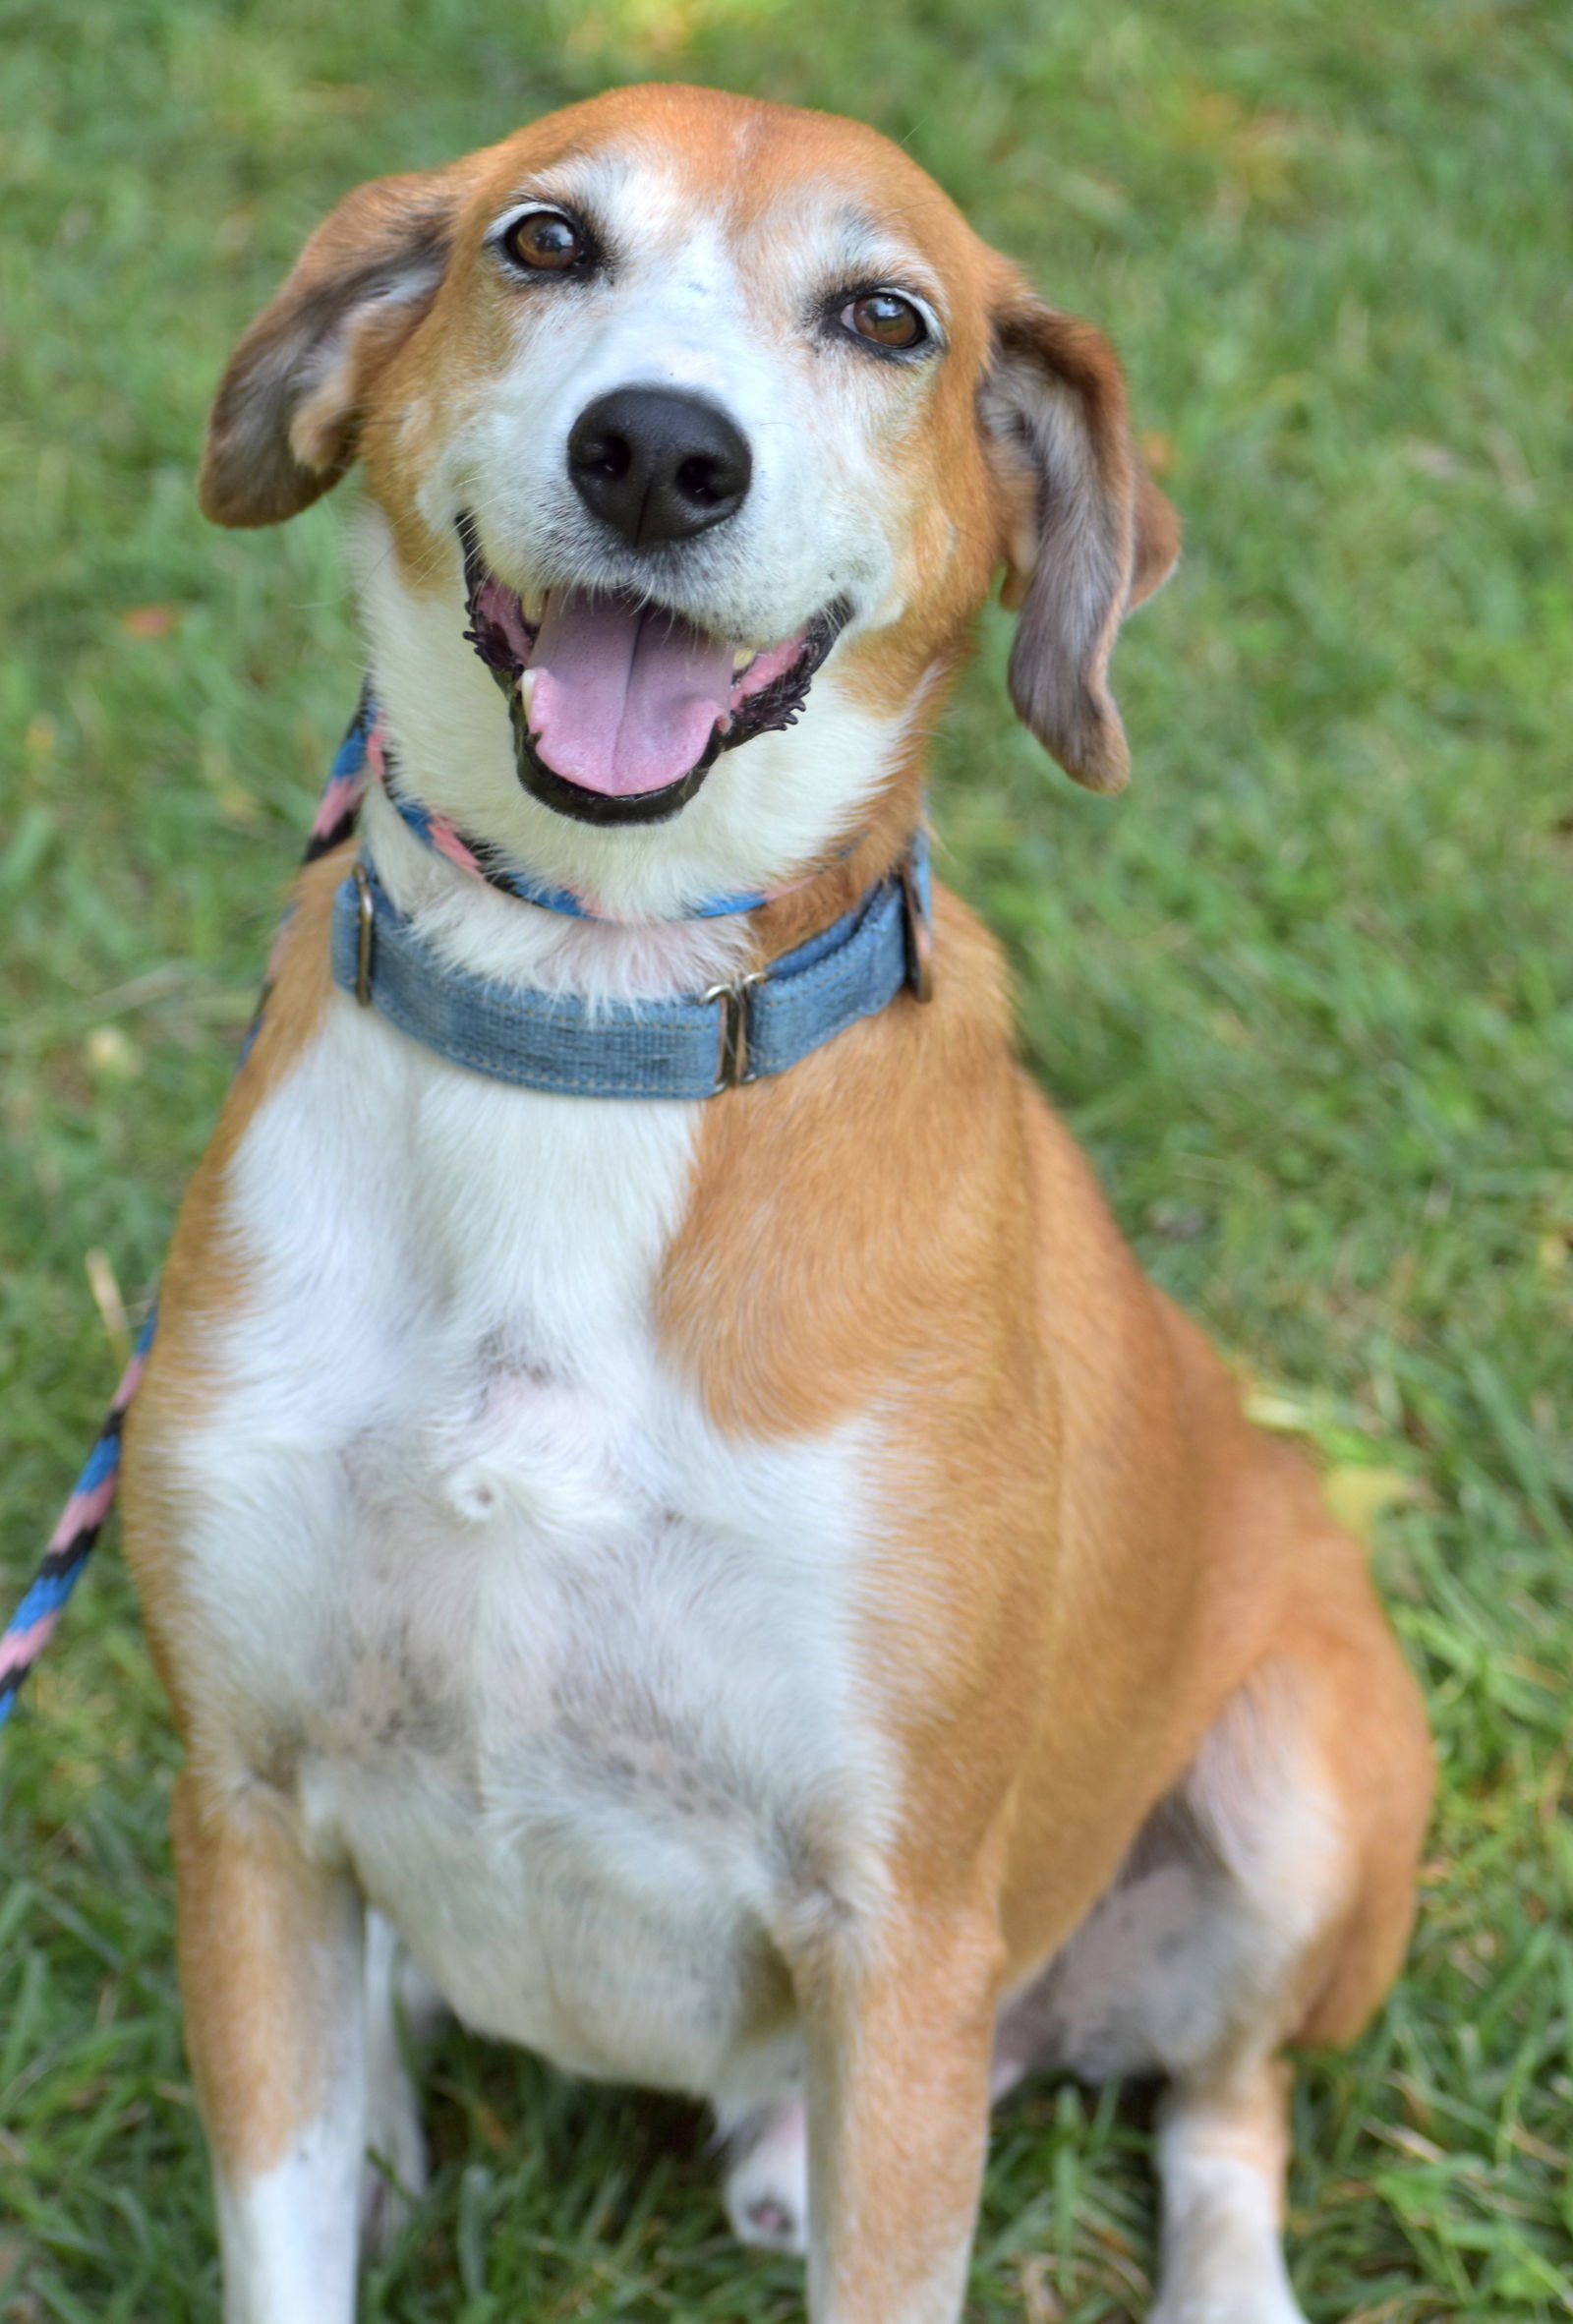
[
  {"xmin": 721, "ymin": 2099, "xmax": 808, "ymax": 2255},
  {"xmin": 1150, "ymin": 2307, "xmax": 1309, "ymax": 2324},
  {"xmin": 1148, "ymin": 2282, "xmax": 1310, "ymax": 2324}
]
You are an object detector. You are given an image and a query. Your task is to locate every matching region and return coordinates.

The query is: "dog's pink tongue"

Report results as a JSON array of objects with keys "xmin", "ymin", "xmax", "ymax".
[{"xmin": 527, "ymin": 589, "xmax": 734, "ymax": 796}]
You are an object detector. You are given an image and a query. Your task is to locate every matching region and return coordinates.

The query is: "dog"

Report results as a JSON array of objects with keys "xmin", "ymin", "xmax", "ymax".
[{"xmin": 121, "ymin": 83, "xmax": 1433, "ymax": 2324}]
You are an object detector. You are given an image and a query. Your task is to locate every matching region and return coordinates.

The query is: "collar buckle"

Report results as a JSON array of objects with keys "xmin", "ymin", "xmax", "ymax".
[{"xmin": 703, "ymin": 971, "xmax": 767, "ymax": 1090}]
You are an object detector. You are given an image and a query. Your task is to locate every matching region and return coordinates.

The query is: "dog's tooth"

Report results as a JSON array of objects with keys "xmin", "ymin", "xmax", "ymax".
[
  {"xmin": 732, "ymin": 647, "xmax": 755, "ymax": 672},
  {"xmin": 517, "ymin": 668, "xmax": 539, "ymax": 724}
]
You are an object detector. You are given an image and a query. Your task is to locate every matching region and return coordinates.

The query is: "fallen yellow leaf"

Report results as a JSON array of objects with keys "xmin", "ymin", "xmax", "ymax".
[{"xmin": 1322, "ymin": 1465, "xmax": 1424, "ymax": 1542}]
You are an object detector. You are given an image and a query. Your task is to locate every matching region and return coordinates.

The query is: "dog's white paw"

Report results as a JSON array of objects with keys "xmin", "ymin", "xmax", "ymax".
[
  {"xmin": 1148, "ymin": 2268, "xmax": 1310, "ymax": 2324},
  {"xmin": 722, "ymin": 2098, "xmax": 809, "ymax": 2255},
  {"xmin": 1149, "ymin": 2301, "xmax": 1309, "ymax": 2324}
]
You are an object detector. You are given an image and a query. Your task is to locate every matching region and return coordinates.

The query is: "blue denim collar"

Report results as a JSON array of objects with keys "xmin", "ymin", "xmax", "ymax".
[{"xmin": 329, "ymin": 835, "xmax": 934, "ymax": 1100}]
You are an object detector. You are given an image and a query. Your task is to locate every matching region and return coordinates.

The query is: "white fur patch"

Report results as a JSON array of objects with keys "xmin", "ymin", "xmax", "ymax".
[
  {"xmin": 214, "ymin": 2081, "xmax": 365, "ymax": 2324},
  {"xmin": 173, "ymin": 986, "xmax": 896, "ymax": 2113}
]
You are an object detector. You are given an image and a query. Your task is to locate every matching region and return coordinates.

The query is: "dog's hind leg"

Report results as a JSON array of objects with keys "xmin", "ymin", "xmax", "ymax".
[
  {"xmin": 360, "ymin": 1910, "xmax": 446, "ymax": 2256},
  {"xmin": 1149, "ymin": 2057, "xmax": 1307, "ymax": 2324},
  {"xmin": 1006, "ymin": 1549, "xmax": 1430, "ymax": 2324},
  {"xmin": 1149, "ymin": 1563, "xmax": 1430, "ymax": 2322}
]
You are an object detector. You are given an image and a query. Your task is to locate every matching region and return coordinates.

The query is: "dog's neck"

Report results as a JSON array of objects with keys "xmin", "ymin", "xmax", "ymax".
[{"xmin": 351, "ymin": 509, "xmax": 932, "ymax": 1001}]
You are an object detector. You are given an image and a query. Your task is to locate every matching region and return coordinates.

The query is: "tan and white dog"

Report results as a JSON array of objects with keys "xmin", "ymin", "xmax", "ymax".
[{"xmin": 122, "ymin": 84, "xmax": 1433, "ymax": 2324}]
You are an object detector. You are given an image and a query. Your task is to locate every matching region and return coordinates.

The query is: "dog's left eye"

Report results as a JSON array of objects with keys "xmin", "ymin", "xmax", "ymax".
[
  {"xmin": 502, "ymin": 210, "xmax": 589, "ymax": 272},
  {"xmin": 842, "ymin": 292, "xmax": 929, "ymax": 351}
]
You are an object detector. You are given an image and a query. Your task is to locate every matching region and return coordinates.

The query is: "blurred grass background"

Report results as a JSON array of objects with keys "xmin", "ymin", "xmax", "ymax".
[{"xmin": 1, "ymin": 0, "xmax": 1569, "ymax": 2317}]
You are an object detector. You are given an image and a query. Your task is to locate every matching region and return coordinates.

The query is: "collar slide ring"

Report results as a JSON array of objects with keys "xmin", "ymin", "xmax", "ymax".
[{"xmin": 704, "ymin": 972, "xmax": 766, "ymax": 1090}]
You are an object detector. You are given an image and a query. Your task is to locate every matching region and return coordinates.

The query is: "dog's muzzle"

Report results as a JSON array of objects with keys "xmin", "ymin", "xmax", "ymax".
[{"xmin": 458, "ymin": 514, "xmax": 849, "ymax": 827}]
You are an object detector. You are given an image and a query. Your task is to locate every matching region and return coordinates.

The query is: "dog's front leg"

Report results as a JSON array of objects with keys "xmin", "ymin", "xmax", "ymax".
[
  {"xmin": 172, "ymin": 1774, "xmax": 368, "ymax": 2324},
  {"xmin": 799, "ymin": 1898, "xmax": 1002, "ymax": 2324}
]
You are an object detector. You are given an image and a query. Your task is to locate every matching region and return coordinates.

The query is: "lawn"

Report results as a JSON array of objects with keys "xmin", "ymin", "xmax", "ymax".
[{"xmin": 1, "ymin": 0, "xmax": 1569, "ymax": 2317}]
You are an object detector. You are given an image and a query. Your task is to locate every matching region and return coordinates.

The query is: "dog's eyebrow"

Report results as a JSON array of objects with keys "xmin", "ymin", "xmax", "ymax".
[
  {"xmin": 834, "ymin": 200, "xmax": 885, "ymax": 246},
  {"xmin": 489, "ymin": 177, "xmax": 601, "ymax": 224},
  {"xmin": 804, "ymin": 196, "xmax": 913, "ymax": 262},
  {"xmin": 829, "ymin": 212, "xmax": 947, "ymax": 322},
  {"xmin": 752, "ymin": 190, "xmax": 944, "ymax": 308},
  {"xmin": 491, "ymin": 145, "xmax": 644, "ymax": 223}
]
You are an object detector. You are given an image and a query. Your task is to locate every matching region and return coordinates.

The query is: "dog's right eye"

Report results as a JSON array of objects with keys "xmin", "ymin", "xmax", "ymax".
[
  {"xmin": 838, "ymin": 290, "xmax": 932, "ymax": 355},
  {"xmin": 501, "ymin": 210, "xmax": 589, "ymax": 272}
]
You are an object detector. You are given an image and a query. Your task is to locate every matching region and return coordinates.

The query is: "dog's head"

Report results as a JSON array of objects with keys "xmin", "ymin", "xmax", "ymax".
[{"xmin": 203, "ymin": 87, "xmax": 1177, "ymax": 903}]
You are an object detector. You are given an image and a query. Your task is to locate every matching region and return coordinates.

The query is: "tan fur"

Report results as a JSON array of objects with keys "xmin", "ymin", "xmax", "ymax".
[
  {"xmin": 126, "ymin": 85, "xmax": 1432, "ymax": 2316},
  {"xmin": 172, "ymin": 1772, "xmax": 361, "ymax": 2176},
  {"xmin": 800, "ymin": 1893, "xmax": 1006, "ymax": 2321}
]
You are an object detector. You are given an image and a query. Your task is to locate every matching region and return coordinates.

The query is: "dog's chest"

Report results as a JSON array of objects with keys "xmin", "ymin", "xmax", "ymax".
[{"xmin": 186, "ymin": 1003, "xmax": 885, "ymax": 2094}]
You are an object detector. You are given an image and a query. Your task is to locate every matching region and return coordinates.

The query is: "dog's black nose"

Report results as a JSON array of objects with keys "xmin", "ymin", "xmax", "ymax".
[{"xmin": 566, "ymin": 387, "xmax": 752, "ymax": 549}]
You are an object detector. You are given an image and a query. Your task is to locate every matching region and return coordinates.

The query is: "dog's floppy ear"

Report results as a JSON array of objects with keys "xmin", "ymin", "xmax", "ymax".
[
  {"xmin": 200, "ymin": 163, "xmax": 476, "ymax": 528},
  {"xmin": 982, "ymin": 293, "xmax": 1180, "ymax": 791}
]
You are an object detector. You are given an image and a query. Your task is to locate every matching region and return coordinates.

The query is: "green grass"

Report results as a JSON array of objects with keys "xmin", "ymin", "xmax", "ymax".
[{"xmin": 2, "ymin": 0, "xmax": 1569, "ymax": 2316}]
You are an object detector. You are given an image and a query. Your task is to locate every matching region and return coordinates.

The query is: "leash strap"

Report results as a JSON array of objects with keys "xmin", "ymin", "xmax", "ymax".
[
  {"xmin": 329, "ymin": 835, "xmax": 931, "ymax": 1099},
  {"xmin": 0, "ymin": 1316, "xmax": 156, "ymax": 1728}
]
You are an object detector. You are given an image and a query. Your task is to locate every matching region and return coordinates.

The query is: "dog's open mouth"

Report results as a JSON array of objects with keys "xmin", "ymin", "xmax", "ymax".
[{"xmin": 459, "ymin": 518, "xmax": 849, "ymax": 826}]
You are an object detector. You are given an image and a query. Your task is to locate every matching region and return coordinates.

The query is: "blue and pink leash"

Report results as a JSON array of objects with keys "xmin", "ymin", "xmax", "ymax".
[{"xmin": 0, "ymin": 1317, "xmax": 157, "ymax": 1728}]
